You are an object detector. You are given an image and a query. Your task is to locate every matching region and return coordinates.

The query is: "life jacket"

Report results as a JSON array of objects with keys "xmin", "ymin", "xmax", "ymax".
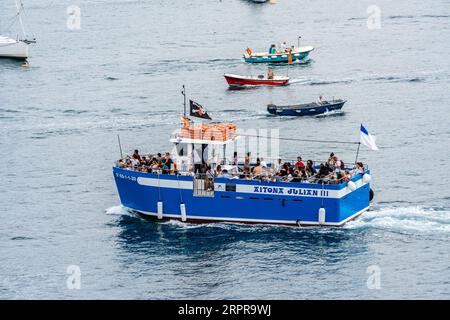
[{"xmin": 246, "ymin": 47, "xmax": 252, "ymax": 56}]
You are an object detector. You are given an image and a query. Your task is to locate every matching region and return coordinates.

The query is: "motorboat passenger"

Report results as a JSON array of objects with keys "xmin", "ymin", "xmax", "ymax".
[{"xmin": 267, "ymin": 68, "xmax": 274, "ymax": 80}]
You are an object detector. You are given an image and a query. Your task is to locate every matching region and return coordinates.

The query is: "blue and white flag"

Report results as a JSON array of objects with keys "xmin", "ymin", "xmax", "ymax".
[{"xmin": 360, "ymin": 124, "xmax": 378, "ymax": 150}]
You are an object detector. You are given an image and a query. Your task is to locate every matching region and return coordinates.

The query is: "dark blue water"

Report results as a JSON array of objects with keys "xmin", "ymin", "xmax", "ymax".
[{"xmin": 1, "ymin": 0, "xmax": 449, "ymax": 299}]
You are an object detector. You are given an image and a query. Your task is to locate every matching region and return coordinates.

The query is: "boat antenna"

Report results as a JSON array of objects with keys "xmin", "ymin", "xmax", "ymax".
[
  {"xmin": 297, "ymin": 35, "xmax": 301, "ymax": 49},
  {"xmin": 182, "ymin": 85, "xmax": 186, "ymax": 118},
  {"xmin": 117, "ymin": 134, "xmax": 123, "ymax": 159}
]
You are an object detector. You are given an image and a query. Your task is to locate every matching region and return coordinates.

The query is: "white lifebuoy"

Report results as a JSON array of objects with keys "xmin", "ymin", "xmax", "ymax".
[
  {"xmin": 318, "ymin": 207, "xmax": 326, "ymax": 225},
  {"xmin": 348, "ymin": 181, "xmax": 356, "ymax": 191},
  {"xmin": 363, "ymin": 173, "xmax": 372, "ymax": 183}
]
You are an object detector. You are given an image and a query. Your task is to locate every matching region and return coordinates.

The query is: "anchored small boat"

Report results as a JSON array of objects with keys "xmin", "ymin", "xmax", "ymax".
[
  {"xmin": 224, "ymin": 73, "xmax": 289, "ymax": 88},
  {"xmin": 244, "ymin": 46, "xmax": 314, "ymax": 63},
  {"xmin": 0, "ymin": 36, "xmax": 28, "ymax": 59},
  {"xmin": 0, "ymin": 1, "xmax": 36, "ymax": 60},
  {"xmin": 268, "ymin": 99, "xmax": 346, "ymax": 116}
]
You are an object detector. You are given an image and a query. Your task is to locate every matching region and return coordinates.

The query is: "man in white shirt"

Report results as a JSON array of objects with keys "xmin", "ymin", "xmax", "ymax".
[{"xmin": 272, "ymin": 158, "xmax": 282, "ymax": 173}]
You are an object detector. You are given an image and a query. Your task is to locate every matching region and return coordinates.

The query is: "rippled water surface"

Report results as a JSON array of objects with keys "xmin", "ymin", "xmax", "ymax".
[{"xmin": 1, "ymin": 0, "xmax": 449, "ymax": 299}]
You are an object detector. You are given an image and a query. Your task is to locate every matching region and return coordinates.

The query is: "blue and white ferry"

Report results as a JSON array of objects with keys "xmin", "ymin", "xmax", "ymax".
[{"xmin": 113, "ymin": 122, "xmax": 373, "ymax": 227}]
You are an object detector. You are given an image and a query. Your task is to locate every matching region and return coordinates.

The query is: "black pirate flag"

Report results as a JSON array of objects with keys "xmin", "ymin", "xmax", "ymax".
[{"xmin": 189, "ymin": 100, "xmax": 212, "ymax": 120}]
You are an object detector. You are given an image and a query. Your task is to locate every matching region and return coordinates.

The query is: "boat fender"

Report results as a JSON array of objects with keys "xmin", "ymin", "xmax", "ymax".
[
  {"xmin": 318, "ymin": 207, "xmax": 326, "ymax": 225},
  {"xmin": 180, "ymin": 203, "xmax": 187, "ymax": 222},
  {"xmin": 157, "ymin": 201, "xmax": 163, "ymax": 220},
  {"xmin": 347, "ymin": 181, "xmax": 356, "ymax": 191},
  {"xmin": 362, "ymin": 173, "xmax": 371, "ymax": 183},
  {"xmin": 370, "ymin": 189, "xmax": 374, "ymax": 201}
]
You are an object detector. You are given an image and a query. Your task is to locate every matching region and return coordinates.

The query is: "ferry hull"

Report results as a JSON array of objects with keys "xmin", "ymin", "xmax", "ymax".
[{"xmin": 113, "ymin": 167, "xmax": 371, "ymax": 227}]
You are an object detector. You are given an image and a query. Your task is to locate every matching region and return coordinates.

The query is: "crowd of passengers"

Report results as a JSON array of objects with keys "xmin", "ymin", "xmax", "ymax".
[{"xmin": 117, "ymin": 150, "xmax": 366, "ymax": 185}]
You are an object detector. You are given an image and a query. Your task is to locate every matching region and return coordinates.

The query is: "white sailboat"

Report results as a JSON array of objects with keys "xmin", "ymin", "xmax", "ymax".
[{"xmin": 0, "ymin": 0, "xmax": 35, "ymax": 59}]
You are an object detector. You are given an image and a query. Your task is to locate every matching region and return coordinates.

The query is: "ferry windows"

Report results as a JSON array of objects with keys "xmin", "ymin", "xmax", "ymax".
[
  {"xmin": 225, "ymin": 184, "xmax": 236, "ymax": 192},
  {"xmin": 175, "ymin": 143, "xmax": 186, "ymax": 156}
]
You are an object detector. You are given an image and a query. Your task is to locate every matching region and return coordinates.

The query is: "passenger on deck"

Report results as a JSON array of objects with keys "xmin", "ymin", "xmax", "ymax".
[
  {"xmin": 291, "ymin": 170, "xmax": 302, "ymax": 183},
  {"xmin": 232, "ymin": 151, "xmax": 238, "ymax": 165},
  {"xmin": 267, "ymin": 68, "xmax": 274, "ymax": 80},
  {"xmin": 300, "ymin": 170, "xmax": 310, "ymax": 183},
  {"xmin": 295, "ymin": 156, "xmax": 305, "ymax": 169},
  {"xmin": 355, "ymin": 162, "xmax": 365, "ymax": 175},
  {"xmin": 151, "ymin": 159, "xmax": 160, "ymax": 171},
  {"xmin": 317, "ymin": 163, "xmax": 333, "ymax": 183},
  {"xmin": 217, "ymin": 169, "xmax": 229, "ymax": 179},
  {"xmin": 260, "ymin": 158, "xmax": 267, "ymax": 168},
  {"xmin": 305, "ymin": 160, "xmax": 315, "ymax": 177},
  {"xmin": 241, "ymin": 167, "xmax": 251, "ymax": 180},
  {"xmin": 330, "ymin": 175, "xmax": 339, "ymax": 184},
  {"xmin": 252, "ymin": 158, "xmax": 262, "ymax": 176},
  {"xmin": 163, "ymin": 152, "xmax": 173, "ymax": 170},
  {"xmin": 130, "ymin": 157, "xmax": 139, "ymax": 169},
  {"xmin": 272, "ymin": 157, "xmax": 282, "ymax": 173},
  {"xmin": 269, "ymin": 44, "xmax": 277, "ymax": 54},
  {"xmin": 132, "ymin": 149, "xmax": 142, "ymax": 162},
  {"xmin": 215, "ymin": 165, "xmax": 222, "ymax": 177},
  {"xmin": 279, "ymin": 162, "xmax": 290, "ymax": 177},
  {"xmin": 244, "ymin": 152, "xmax": 251, "ymax": 171}
]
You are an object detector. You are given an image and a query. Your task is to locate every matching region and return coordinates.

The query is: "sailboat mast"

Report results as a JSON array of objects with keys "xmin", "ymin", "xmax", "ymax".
[{"xmin": 14, "ymin": 0, "xmax": 26, "ymax": 39}]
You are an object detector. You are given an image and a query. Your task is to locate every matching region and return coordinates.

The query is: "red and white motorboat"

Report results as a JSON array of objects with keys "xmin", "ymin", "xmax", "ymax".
[{"xmin": 224, "ymin": 73, "xmax": 289, "ymax": 88}]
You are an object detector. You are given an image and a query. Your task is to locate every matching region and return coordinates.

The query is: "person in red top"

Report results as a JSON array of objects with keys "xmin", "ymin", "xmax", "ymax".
[{"xmin": 295, "ymin": 156, "xmax": 305, "ymax": 169}]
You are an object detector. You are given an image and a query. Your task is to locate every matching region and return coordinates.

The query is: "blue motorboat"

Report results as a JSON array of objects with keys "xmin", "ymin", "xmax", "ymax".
[
  {"xmin": 244, "ymin": 46, "xmax": 314, "ymax": 63},
  {"xmin": 112, "ymin": 119, "xmax": 372, "ymax": 227},
  {"xmin": 267, "ymin": 99, "xmax": 346, "ymax": 116}
]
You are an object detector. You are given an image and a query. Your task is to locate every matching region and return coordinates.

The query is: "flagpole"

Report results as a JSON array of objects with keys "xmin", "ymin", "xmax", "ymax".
[
  {"xmin": 354, "ymin": 142, "xmax": 361, "ymax": 164},
  {"xmin": 117, "ymin": 134, "xmax": 123, "ymax": 159}
]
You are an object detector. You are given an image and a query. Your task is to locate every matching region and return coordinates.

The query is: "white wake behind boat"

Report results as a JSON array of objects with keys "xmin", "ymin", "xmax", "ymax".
[
  {"xmin": 0, "ymin": 36, "xmax": 29, "ymax": 59},
  {"xmin": 0, "ymin": 1, "xmax": 35, "ymax": 60}
]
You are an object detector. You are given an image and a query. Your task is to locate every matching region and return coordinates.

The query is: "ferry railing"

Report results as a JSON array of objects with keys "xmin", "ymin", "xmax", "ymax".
[
  {"xmin": 114, "ymin": 156, "xmax": 368, "ymax": 186},
  {"xmin": 114, "ymin": 164, "xmax": 368, "ymax": 187},
  {"xmin": 193, "ymin": 173, "xmax": 215, "ymax": 197}
]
